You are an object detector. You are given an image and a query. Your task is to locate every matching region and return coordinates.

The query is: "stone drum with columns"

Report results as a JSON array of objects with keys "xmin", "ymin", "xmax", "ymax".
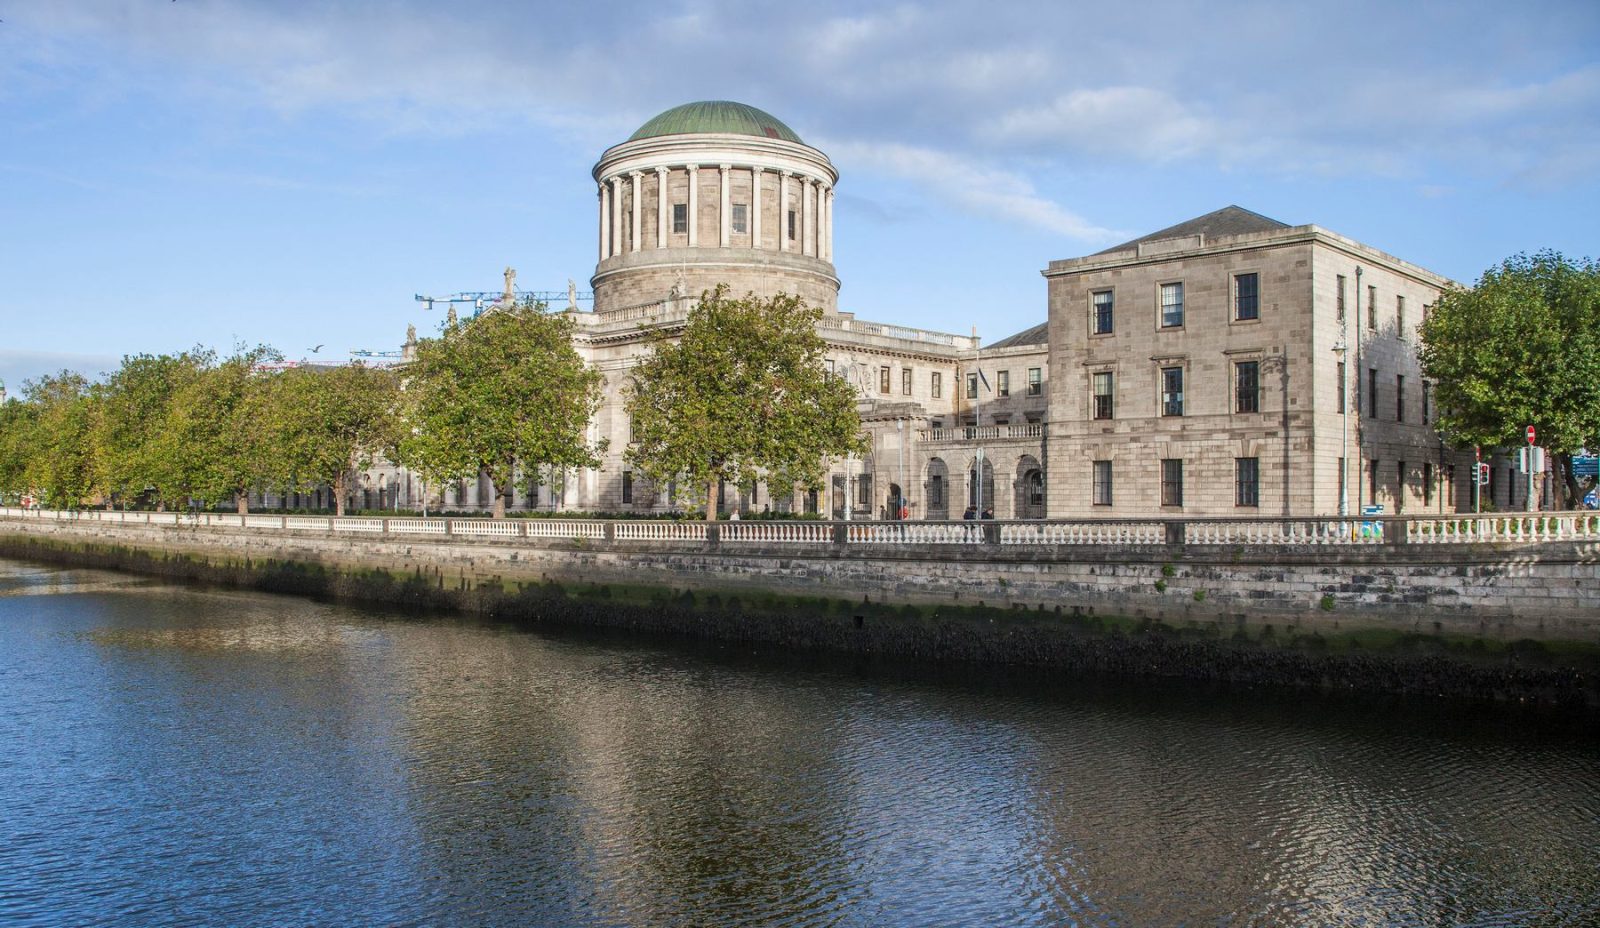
[{"xmin": 591, "ymin": 101, "xmax": 840, "ymax": 315}]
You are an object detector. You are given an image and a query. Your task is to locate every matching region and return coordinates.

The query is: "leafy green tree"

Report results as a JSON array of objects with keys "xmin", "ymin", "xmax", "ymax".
[
  {"xmin": 260, "ymin": 363, "xmax": 400, "ymax": 516},
  {"xmin": 1419, "ymin": 251, "xmax": 1600, "ymax": 507},
  {"xmin": 20, "ymin": 372, "xmax": 101, "ymax": 508},
  {"xmin": 159, "ymin": 346, "xmax": 280, "ymax": 513},
  {"xmin": 94, "ymin": 350, "xmax": 212, "ymax": 508},
  {"xmin": 0, "ymin": 397, "xmax": 41, "ymax": 502},
  {"xmin": 396, "ymin": 302, "xmax": 604, "ymax": 518},
  {"xmin": 625, "ymin": 286, "xmax": 867, "ymax": 520}
]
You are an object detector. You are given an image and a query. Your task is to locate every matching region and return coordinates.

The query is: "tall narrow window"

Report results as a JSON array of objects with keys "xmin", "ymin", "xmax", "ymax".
[
  {"xmin": 731, "ymin": 203, "xmax": 748, "ymax": 234},
  {"xmin": 1093, "ymin": 460, "xmax": 1113, "ymax": 506},
  {"xmin": 966, "ymin": 372, "xmax": 978, "ymax": 399},
  {"xmin": 1336, "ymin": 274, "xmax": 1347, "ymax": 322},
  {"xmin": 1235, "ymin": 361, "xmax": 1260, "ymax": 414},
  {"xmin": 1368, "ymin": 285, "xmax": 1377, "ymax": 330},
  {"xmin": 1027, "ymin": 367, "xmax": 1042, "ymax": 396},
  {"xmin": 879, "ymin": 366, "xmax": 891, "ymax": 394},
  {"xmin": 1422, "ymin": 380, "xmax": 1430, "ymax": 424},
  {"xmin": 1368, "ymin": 368, "xmax": 1379, "ymax": 418},
  {"xmin": 1092, "ymin": 372, "xmax": 1114, "ymax": 420},
  {"xmin": 672, "ymin": 203, "xmax": 688, "ymax": 234},
  {"xmin": 1160, "ymin": 282, "xmax": 1185, "ymax": 328},
  {"xmin": 1161, "ymin": 366, "xmax": 1184, "ymax": 416},
  {"xmin": 996, "ymin": 370, "xmax": 1010, "ymax": 397},
  {"xmin": 1369, "ymin": 458, "xmax": 1380, "ymax": 503},
  {"xmin": 1093, "ymin": 290, "xmax": 1114, "ymax": 334},
  {"xmin": 1396, "ymin": 461, "xmax": 1406, "ymax": 513},
  {"xmin": 931, "ymin": 372, "xmax": 942, "ymax": 399},
  {"xmin": 787, "ymin": 209, "xmax": 796, "ymax": 240},
  {"xmin": 902, "ymin": 368, "xmax": 912, "ymax": 396},
  {"xmin": 622, "ymin": 471, "xmax": 633, "ymax": 504},
  {"xmin": 1396, "ymin": 295, "xmax": 1406, "ymax": 336},
  {"xmin": 1396, "ymin": 374, "xmax": 1405, "ymax": 422},
  {"xmin": 1337, "ymin": 361, "xmax": 1347, "ymax": 413},
  {"xmin": 825, "ymin": 358, "xmax": 835, "ymax": 378},
  {"xmin": 1236, "ymin": 457, "xmax": 1259, "ymax": 507},
  {"xmin": 1161, "ymin": 459, "xmax": 1184, "ymax": 507},
  {"xmin": 1423, "ymin": 462, "xmax": 1434, "ymax": 507},
  {"xmin": 1235, "ymin": 273, "xmax": 1259, "ymax": 320}
]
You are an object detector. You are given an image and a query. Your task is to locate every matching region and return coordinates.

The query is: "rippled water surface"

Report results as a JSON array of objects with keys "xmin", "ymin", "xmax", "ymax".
[{"xmin": 1, "ymin": 559, "xmax": 1597, "ymax": 927}]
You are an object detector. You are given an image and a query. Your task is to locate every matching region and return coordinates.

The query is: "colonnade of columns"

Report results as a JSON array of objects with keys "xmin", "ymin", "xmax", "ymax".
[{"xmin": 597, "ymin": 164, "xmax": 833, "ymax": 262}]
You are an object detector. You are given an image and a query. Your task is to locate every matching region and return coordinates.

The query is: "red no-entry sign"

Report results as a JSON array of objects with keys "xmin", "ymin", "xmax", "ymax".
[{"xmin": 1526, "ymin": 425, "xmax": 1537, "ymax": 445}]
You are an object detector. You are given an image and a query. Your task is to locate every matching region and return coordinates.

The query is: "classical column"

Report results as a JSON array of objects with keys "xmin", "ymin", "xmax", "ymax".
[
  {"xmin": 802, "ymin": 177, "xmax": 815, "ymax": 257},
  {"xmin": 629, "ymin": 172, "xmax": 643, "ymax": 253},
  {"xmin": 655, "ymin": 167, "xmax": 668, "ymax": 248},
  {"xmin": 686, "ymin": 164, "xmax": 699, "ymax": 247},
  {"xmin": 597, "ymin": 182, "xmax": 608, "ymax": 261},
  {"xmin": 779, "ymin": 172, "xmax": 791, "ymax": 252},
  {"xmin": 750, "ymin": 166, "xmax": 762, "ymax": 249},
  {"xmin": 609, "ymin": 176, "xmax": 623, "ymax": 258},
  {"xmin": 718, "ymin": 164, "xmax": 732, "ymax": 247}
]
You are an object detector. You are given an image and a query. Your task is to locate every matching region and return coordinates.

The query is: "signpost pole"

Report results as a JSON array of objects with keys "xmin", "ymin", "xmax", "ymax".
[{"xmin": 1526, "ymin": 425, "xmax": 1537, "ymax": 513}]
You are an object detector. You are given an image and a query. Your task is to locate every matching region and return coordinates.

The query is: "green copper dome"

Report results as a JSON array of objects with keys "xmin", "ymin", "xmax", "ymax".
[{"xmin": 629, "ymin": 101, "xmax": 803, "ymax": 144}]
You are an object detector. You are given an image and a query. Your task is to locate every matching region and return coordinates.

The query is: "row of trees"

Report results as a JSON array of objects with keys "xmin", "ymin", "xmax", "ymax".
[
  {"xmin": 0, "ymin": 289, "xmax": 865, "ymax": 520},
  {"xmin": 1420, "ymin": 251, "xmax": 1600, "ymax": 508}
]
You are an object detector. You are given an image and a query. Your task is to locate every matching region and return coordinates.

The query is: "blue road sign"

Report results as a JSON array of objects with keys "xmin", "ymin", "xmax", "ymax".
[{"xmin": 1572, "ymin": 456, "xmax": 1599, "ymax": 477}]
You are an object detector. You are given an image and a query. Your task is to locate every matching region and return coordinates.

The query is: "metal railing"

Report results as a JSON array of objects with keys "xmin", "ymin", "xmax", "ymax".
[{"xmin": 3, "ymin": 507, "xmax": 1598, "ymax": 549}]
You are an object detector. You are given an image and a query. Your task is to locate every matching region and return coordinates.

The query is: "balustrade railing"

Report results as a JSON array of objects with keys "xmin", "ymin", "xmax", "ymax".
[
  {"xmin": 920, "ymin": 424, "xmax": 1045, "ymax": 443},
  {"xmin": 4, "ymin": 506, "xmax": 1600, "ymax": 550}
]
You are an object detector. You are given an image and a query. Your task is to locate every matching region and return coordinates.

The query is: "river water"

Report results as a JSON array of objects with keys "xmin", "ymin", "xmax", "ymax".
[{"xmin": 1, "ymin": 559, "xmax": 1596, "ymax": 927}]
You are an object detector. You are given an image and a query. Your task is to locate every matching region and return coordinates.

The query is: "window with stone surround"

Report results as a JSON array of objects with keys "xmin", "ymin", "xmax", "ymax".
[
  {"xmin": 1424, "ymin": 462, "xmax": 1434, "ymax": 507},
  {"xmin": 1160, "ymin": 282, "xmax": 1185, "ymax": 328},
  {"xmin": 1337, "ymin": 361, "xmax": 1347, "ymax": 413},
  {"xmin": 1235, "ymin": 361, "xmax": 1259, "ymax": 414},
  {"xmin": 1161, "ymin": 366, "xmax": 1184, "ymax": 417},
  {"xmin": 1027, "ymin": 367, "xmax": 1042, "ymax": 396},
  {"xmin": 1236, "ymin": 457, "xmax": 1259, "ymax": 507},
  {"xmin": 622, "ymin": 471, "xmax": 633, "ymax": 505},
  {"xmin": 732, "ymin": 203, "xmax": 748, "ymax": 234},
  {"xmin": 1092, "ymin": 372, "xmax": 1114, "ymax": 420},
  {"xmin": 879, "ymin": 366, "xmax": 890, "ymax": 394},
  {"xmin": 967, "ymin": 373, "xmax": 979, "ymax": 399},
  {"xmin": 1396, "ymin": 374, "xmax": 1405, "ymax": 422},
  {"xmin": 1093, "ymin": 290, "xmax": 1114, "ymax": 334},
  {"xmin": 1368, "ymin": 368, "xmax": 1379, "ymax": 418},
  {"xmin": 1396, "ymin": 295, "xmax": 1407, "ymax": 338},
  {"xmin": 788, "ymin": 210, "xmax": 797, "ymax": 241},
  {"xmin": 1161, "ymin": 458, "xmax": 1183, "ymax": 507},
  {"xmin": 1093, "ymin": 460, "xmax": 1113, "ymax": 506},
  {"xmin": 931, "ymin": 372, "xmax": 942, "ymax": 398},
  {"xmin": 1396, "ymin": 461, "xmax": 1406, "ymax": 513},
  {"xmin": 672, "ymin": 204, "xmax": 687, "ymax": 234},
  {"xmin": 902, "ymin": 368, "xmax": 912, "ymax": 396},
  {"xmin": 1235, "ymin": 273, "xmax": 1259, "ymax": 321},
  {"xmin": 1337, "ymin": 274, "xmax": 1347, "ymax": 322},
  {"xmin": 1368, "ymin": 285, "xmax": 1377, "ymax": 330},
  {"xmin": 997, "ymin": 370, "xmax": 1010, "ymax": 397}
]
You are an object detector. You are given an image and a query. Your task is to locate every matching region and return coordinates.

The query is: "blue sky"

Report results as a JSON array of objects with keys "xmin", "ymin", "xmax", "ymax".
[{"xmin": 2, "ymin": 0, "xmax": 1597, "ymax": 391}]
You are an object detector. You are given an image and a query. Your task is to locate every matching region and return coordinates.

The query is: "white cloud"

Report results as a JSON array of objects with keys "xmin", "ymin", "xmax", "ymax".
[
  {"xmin": 825, "ymin": 141, "xmax": 1123, "ymax": 242},
  {"xmin": 984, "ymin": 86, "xmax": 1218, "ymax": 161}
]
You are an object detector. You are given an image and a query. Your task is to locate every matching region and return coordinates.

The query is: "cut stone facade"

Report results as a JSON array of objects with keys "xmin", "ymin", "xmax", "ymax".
[{"xmin": 334, "ymin": 104, "xmax": 1476, "ymax": 521}]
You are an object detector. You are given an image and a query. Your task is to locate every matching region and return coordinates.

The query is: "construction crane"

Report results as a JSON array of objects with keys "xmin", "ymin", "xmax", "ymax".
[{"xmin": 413, "ymin": 289, "xmax": 593, "ymax": 314}]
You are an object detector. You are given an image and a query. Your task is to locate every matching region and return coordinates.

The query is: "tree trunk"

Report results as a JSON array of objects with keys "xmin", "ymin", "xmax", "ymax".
[
  {"xmin": 334, "ymin": 473, "xmax": 347, "ymax": 517},
  {"xmin": 705, "ymin": 479, "xmax": 718, "ymax": 522},
  {"xmin": 492, "ymin": 482, "xmax": 507, "ymax": 519},
  {"xmin": 235, "ymin": 490, "xmax": 249, "ymax": 515},
  {"xmin": 1557, "ymin": 452, "xmax": 1581, "ymax": 510}
]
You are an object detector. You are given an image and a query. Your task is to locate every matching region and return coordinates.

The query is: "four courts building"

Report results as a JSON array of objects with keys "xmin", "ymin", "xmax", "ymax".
[{"xmin": 368, "ymin": 100, "xmax": 1481, "ymax": 520}]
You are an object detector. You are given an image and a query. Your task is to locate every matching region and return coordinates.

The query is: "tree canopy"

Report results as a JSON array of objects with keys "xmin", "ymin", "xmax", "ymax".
[
  {"xmin": 624, "ymin": 286, "xmax": 867, "ymax": 520},
  {"xmin": 1419, "ymin": 251, "xmax": 1600, "ymax": 506},
  {"xmin": 259, "ymin": 363, "xmax": 400, "ymax": 516},
  {"xmin": 395, "ymin": 301, "xmax": 605, "ymax": 518}
]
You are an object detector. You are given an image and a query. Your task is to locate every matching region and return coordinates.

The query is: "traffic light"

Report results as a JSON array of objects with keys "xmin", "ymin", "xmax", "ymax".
[{"xmin": 1477, "ymin": 463, "xmax": 1491, "ymax": 486}]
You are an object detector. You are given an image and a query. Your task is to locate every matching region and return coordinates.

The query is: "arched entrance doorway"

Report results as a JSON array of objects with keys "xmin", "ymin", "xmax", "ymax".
[
  {"xmin": 1015, "ymin": 456, "xmax": 1045, "ymax": 519},
  {"xmin": 925, "ymin": 458, "xmax": 950, "ymax": 520}
]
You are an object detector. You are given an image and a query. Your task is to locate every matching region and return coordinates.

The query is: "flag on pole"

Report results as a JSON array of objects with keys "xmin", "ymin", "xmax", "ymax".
[{"xmin": 976, "ymin": 369, "xmax": 990, "ymax": 393}]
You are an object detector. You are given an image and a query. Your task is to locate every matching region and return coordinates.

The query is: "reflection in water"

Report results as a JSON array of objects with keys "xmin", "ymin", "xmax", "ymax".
[{"xmin": 0, "ymin": 558, "xmax": 1596, "ymax": 927}]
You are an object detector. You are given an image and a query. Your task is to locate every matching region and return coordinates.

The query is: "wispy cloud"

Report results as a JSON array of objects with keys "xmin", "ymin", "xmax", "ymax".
[{"xmin": 825, "ymin": 141, "xmax": 1124, "ymax": 242}]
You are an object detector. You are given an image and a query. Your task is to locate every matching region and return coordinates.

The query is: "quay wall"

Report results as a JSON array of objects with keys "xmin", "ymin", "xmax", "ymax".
[{"xmin": 2, "ymin": 513, "xmax": 1597, "ymax": 707}]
